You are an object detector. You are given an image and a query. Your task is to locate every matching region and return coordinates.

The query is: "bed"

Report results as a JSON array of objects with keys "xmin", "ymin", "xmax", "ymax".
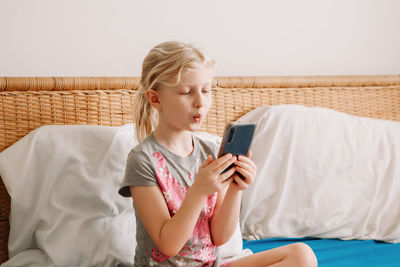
[{"xmin": 0, "ymin": 75, "xmax": 400, "ymax": 266}]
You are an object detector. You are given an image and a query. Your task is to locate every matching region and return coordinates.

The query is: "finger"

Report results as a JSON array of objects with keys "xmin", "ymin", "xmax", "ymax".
[
  {"xmin": 210, "ymin": 153, "xmax": 232, "ymax": 169},
  {"xmin": 233, "ymin": 174, "xmax": 248, "ymax": 189},
  {"xmin": 200, "ymin": 154, "xmax": 214, "ymax": 168},
  {"xmin": 248, "ymin": 150, "xmax": 252, "ymax": 158},
  {"xmin": 237, "ymin": 155, "xmax": 257, "ymax": 171},
  {"xmin": 234, "ymin": 160, "xmax": 256, "ymax": 177},
  {"xmin": 219, "ymin": 166, "xmax": 236, "ymax": 182},
  {"xmin": 215, "ymin": 156, "xmax": 237, "ymax": 174},
  {"xmin": 237, "ymin": 154, "xmax": 252, "ymax": 164},
  {"xmin": 235, "ymin": 166, "xmax": 253, "ymax": 183},
  {"xmin": 222, "ymin": 176, "xmax": 234, "ymax": 185},
  {"xmin": 216, "ymin": 153, "xmax": 234, "ymax": 162}
]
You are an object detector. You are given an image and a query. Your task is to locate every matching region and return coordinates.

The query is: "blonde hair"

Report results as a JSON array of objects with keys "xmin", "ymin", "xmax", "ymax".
[{"xmin": 134, "ymin": 41, "xmax": 215, "ymax": 142}]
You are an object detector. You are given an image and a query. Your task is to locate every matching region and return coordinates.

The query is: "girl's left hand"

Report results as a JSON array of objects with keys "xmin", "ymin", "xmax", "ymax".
[{"xmin": 230, "ymin": 151, "xmax": 257, "ymax": 191}]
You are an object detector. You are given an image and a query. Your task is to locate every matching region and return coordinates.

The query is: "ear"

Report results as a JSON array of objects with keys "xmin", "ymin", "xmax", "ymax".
[{"xmin": 145, "ymin": 89, "xmax": 162, "ymax": 111}]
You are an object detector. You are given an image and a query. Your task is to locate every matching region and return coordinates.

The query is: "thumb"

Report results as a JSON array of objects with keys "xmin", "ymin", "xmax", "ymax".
[{"xmin": 200, "ymin": 154, "xmax": 214, "ymax": 167}]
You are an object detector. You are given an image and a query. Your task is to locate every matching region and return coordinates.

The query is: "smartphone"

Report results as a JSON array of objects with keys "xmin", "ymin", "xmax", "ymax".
[{"xmin": 218, "ymin": 122, "xmax": 256, "ymax": 177}]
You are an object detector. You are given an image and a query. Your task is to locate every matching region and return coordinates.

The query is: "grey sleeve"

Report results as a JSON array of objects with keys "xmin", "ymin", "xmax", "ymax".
[{"xmin": 118, "ymin": 149, "xmax": 157, "ymax": 197}]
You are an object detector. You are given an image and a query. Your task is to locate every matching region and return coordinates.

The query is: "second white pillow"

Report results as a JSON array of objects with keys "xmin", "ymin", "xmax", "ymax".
[{"xmin": 238, "ymin": 105, "xmax": 400, "ymax": 243}]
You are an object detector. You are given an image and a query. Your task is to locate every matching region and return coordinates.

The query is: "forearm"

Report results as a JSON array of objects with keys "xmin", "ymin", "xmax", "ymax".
[
  {"xmin": 132, "ymin": 153, "xmax": 239, "ymax": 257},
  {"xmin": 157, "ymin": 186, "xmax": 206, "ymax": 256},
  {"xmin": 210, "ymin": 185, "xmax": 242, "ymax": 246}
]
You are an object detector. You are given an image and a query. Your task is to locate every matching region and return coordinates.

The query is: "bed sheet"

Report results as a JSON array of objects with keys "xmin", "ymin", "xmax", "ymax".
[{"xmin": 243, "ymin": 237, "xmax": 400, "ymax": 266}]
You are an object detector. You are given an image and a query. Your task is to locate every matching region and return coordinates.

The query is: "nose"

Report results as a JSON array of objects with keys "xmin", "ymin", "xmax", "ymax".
[{"xmin": 193, "ymin": 91, "xmax": 204, "ymax": 108}]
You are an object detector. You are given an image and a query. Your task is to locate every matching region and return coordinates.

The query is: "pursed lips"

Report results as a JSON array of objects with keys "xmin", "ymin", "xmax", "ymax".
[{"xmin": 193, "ymin": 113, "xmax": 202, "ymax": 121}]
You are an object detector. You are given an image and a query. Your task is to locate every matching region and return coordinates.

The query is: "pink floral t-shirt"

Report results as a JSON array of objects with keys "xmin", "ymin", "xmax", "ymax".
[{"xmin": 119, "ymin": 133, "xmax": 223, "ymax": 266}]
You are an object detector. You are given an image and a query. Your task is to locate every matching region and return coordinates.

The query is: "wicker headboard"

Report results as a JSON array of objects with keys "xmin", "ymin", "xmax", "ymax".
[{"xmin": 0, "ymin": 75, "xmax": 399, "ymax": 262}]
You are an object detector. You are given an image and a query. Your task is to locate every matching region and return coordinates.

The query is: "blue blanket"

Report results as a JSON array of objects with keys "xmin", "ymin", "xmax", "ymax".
[{"xmin": 243, "ymin": 238, "xmax": 400, "ymax": 266}]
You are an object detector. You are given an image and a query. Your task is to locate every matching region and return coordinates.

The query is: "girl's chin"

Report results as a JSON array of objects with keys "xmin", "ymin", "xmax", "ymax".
[{"xmin": 188, "ymin": 123, "xmax": 203, "ymax": 131}]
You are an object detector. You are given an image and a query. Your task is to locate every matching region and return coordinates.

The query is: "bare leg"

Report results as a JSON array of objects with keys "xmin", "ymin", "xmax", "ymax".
[{"xmin": 228, "ymin": 243, "xmax": 317, "ymax": 267}]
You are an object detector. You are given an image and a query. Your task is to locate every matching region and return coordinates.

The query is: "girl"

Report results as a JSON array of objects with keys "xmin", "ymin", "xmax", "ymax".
[{"xmin": 119, "ymin": 41, "xmax": 317, "ymax": 267}]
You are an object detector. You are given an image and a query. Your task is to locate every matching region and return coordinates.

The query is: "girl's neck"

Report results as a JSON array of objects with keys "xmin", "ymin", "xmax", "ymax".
[{"xmin": 152, "ymin": 126, "xmax": 194, "ymax": 158}]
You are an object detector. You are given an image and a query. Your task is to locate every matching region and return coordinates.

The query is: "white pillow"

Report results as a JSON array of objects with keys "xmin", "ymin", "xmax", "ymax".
[
  {"xmin": 0, "ymin": 124, "xmax": 137, "ymax": 266},
  {"xmin": 238, "ymin": 105, "xmax": 400, "ymax": 242},
  {"xmin": 0, "ymin": 125, "xmax": 247, "ymax": 266}
]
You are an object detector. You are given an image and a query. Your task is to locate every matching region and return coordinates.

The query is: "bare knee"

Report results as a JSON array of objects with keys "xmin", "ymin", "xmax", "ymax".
[{"xmin": 287, "ymin": 242, "xmax": 318, "ymax": 267}]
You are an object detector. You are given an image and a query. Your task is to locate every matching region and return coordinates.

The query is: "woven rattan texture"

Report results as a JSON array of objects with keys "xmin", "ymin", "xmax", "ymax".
[
  {"xmin": 0, "ymin": 76, "xmax": 399, "ymax": 262},
  {"xmin": 0, "ymin": 90, "xmax": 136, "ymax": 153},
  {"xmin": 0, "ymin": 77, "xmax": 140, "ymax": 91}
]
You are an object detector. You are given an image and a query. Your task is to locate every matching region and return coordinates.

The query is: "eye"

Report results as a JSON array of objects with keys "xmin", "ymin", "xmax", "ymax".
[
  {"xmin": 180, "ymin": 90, "xmax": 191, "ymax": 95},
  {"xmin": 178, "ymin": 87, "xmax": 191, "ymax": 94},
  {"xmin": 202, "ymin": 87, "xmax": 211, "ymax": 93}
]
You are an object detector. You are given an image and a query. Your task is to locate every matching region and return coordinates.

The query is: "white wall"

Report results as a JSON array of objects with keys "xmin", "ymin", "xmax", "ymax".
[{"xmin": 0, "ymin": 0, "xmax": 399, "ymax": 76}]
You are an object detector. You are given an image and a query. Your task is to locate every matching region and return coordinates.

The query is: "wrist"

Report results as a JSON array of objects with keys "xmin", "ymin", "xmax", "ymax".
[
  {"xmin": 188, "ymin": 182, "xmax": 209, "ymax": 200},
  {"xmin": 228, "ymin": 182, "xmax": 243, "ymax": 195}
]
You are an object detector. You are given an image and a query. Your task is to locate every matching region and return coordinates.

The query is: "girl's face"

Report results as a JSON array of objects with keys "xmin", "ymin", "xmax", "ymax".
[{"xmin": 157, "ymin": 64, "xmax": 213, "ymax": 133}]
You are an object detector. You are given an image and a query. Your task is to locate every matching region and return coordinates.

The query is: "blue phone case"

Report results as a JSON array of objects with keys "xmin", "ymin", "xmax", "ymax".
[{"xmin": 218, "ymin": 123, "xmax": 256, "ymax": 177}]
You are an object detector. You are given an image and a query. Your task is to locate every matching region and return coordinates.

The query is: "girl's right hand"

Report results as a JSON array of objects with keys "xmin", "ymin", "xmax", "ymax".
[{"xmin": 192, "ymin": 153, "xmax": 237, "ymax": 196}]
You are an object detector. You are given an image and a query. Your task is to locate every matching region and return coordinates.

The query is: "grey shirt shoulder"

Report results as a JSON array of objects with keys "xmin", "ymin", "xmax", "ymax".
[{"xmin": 118, "ymin": 133, "xmax": 219, "ymax": 198}]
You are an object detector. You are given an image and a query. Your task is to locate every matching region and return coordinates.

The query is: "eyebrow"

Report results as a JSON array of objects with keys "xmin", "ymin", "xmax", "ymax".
[{"xmin": 181, "ymin": 82, "xmax": 212, "ymax": 87}]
